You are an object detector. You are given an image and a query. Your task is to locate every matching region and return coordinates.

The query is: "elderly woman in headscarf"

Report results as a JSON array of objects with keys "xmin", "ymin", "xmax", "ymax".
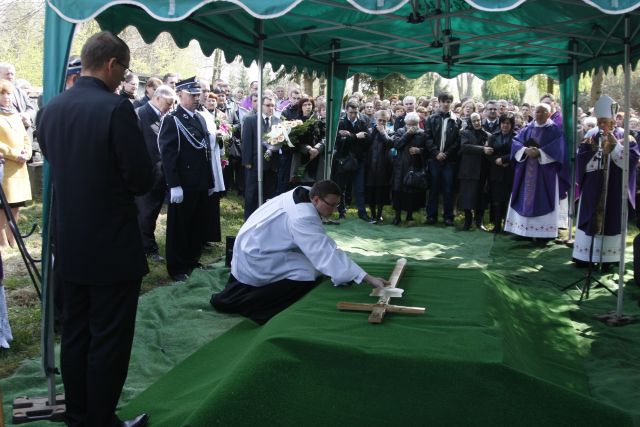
[
  {"xmin": 458, "ymin": 112, "xmax": 492, "ymax": 230},
  {"xmin": 390, "ymin": 112, "xmax": 426, "ymax": 225},
  {"xmin": 0, "ymin": 79, "xmax": 31, "ymax": 248}
]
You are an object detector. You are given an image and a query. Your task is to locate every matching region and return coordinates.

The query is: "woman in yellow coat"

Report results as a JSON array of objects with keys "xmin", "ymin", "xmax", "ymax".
[{"xmin": 0, "ymin": 79, "xmax": 31, "ymax": 248}]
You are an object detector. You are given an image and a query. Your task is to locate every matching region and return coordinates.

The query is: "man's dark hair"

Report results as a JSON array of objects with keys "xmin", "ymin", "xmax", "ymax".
[
  {"xmin": 498, "ymin": 113, "xmax": 515, "ymax": 128},
  {"xmin": 437, "ymin": 92, "xmax": 453, "ymax": 102},
  {"xmin": 310, "ymin": 180, "xmax": 341, "ymax": 198},
  {"xmin": 521, "ymin": 102, "xmax": 530, "ymax": 108},
  {"xmin": 81, "ymin": 31, "xmax": 129, "ymax": 72},
  {"xmin": 163, "ymin": 72, "xmax": 179, "ymax": 83},
  {"xmin": 346, "ymin": 101, "xmax": 359, "ymax": 111}
]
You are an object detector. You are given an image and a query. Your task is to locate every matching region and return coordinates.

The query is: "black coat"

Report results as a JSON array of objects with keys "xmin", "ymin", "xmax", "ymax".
[
  {"xmin": 136, "ymin": 102, "xmax": 162, "ymax": 165},
  {"xmin": 365, "ymin": 127, "xmax": 394, "ymax": 187},
  {"xmin": 158, "ymin": 105, "xmax": 214, "ymax": 191},
  {"xmin": 425, "ymin": 112, "xmax": 461, "ymax": 163},
  {"xmin": 38, "ymin": 76, "xmax": 153, "ymax": 284},
  {"xmin": 335, "ymin": 116, "xmax": 371, "ymax": 161},
  {"xmin": 483, "ymin": 119, "xmax": 500, "ymax": 135},
  {"xmin": 486, "ymin": 130, "xmax": 516, "ymax": 202},
  {"xmin": 458, "ymin": 127, "xmax": 490, "ymax": 180},
  {"xmin": 391, "ymin": 127, "xmax": 426, "ymax": 192},
  {"xmin": 241, "ymin": 113, "xmax": 280, "ymax": 172}
]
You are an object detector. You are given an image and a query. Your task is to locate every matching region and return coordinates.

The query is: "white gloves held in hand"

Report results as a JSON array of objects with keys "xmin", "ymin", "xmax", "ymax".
[{"xmin": 170, "ymin": 186, "xmax": 184, "ymax": 204}]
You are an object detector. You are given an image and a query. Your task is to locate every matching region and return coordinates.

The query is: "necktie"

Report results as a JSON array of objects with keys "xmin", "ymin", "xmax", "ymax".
[{"xmin": 265, "ymin": 117, "xmax": 270, "ymax": 130}]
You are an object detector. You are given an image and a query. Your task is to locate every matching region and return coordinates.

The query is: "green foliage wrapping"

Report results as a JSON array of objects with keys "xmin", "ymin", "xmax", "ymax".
[{"xmin": 287, "ymin": 116, "xmax": 318, "ymax": 147}]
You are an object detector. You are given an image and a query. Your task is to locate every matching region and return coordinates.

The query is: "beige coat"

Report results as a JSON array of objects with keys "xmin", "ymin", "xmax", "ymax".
[{"xmin": 0, "ymin": 112, "xmax": 32, "ymax": 203}]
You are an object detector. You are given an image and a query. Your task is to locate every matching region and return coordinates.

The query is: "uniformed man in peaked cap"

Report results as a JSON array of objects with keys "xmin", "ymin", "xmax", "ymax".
[{"xmin": 158, "ymin": 76, "xmax": 215, "ymax": 281}]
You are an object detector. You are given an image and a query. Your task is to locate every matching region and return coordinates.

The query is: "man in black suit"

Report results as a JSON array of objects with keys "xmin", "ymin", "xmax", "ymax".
[
  {"xmin": 158, "ymin": 77, "xmax": 215, "ymax": 281},
  {"xmin": 135, "ymin": 85, "xmax": 176, "ymax": 262},
  {"xmin": 37, "ymin": 31, "xmax": 152, "ymax": 427},
  {"xmin": 242, "ymin": 95, "xmax": 280, "ymax": 220}
]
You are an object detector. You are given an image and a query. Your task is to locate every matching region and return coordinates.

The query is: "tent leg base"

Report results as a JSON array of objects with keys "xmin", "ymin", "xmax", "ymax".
[
  {"xmin": 12, "ymin": 394, "xmax": 66, "ymax": 424},
  {"xmin": 594, "ymin": 311, "xmax": 638, "ymax": 327}
]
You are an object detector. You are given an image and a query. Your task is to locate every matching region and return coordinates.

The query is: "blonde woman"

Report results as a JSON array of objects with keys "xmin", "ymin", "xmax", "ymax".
[{"xmin": 0, "ymin": 79, "xmax": 31, "ymax": 248}]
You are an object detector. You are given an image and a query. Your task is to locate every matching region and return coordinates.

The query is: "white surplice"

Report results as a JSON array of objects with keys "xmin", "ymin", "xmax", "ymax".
[{"xmin": 231, "ymin": 187, "xmax": 367, "ymax": 287}]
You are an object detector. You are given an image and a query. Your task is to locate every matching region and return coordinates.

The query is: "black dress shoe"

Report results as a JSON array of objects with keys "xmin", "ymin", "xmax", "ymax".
[
  {"xmin": 444, "ymin": 219, "xmax": 454, "ymax": 226},
  {"xmin": 122, "ymin": 413, "xmax": 149, "ymax": 427},
  {"xmin": 170, "ymin": 273, "xmax": 189, "ymax": 282},
  {"xmin": 462, "ymin": 223, "xmax": 471, "ymax": 231},
  {"xmin": 359, "ymin": 213, "xmax": 372, "ymax": 222},
  {"xmin": 392, "ymin": 217, "xmax": 401, "ymax": 225},
  {"xmin": 425, "ymin": 217, "xmax": 436, "ymax": 225}
]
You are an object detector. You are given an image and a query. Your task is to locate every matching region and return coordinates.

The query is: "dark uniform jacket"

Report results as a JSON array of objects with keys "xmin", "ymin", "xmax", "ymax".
[
  {"xmin": 425, "ymin": 112, "xmax": 461, "ymax": 163},
  {"xmin": 136, "ymin": 102, "xmax": 162, "ymax": 165},
  {"xmin": 158, "ymin": 105, "xmax": 214, "ymax": 191},
  {"xmin": 38, "ymin": 76, "xmax": 153, "ymax": 283}
]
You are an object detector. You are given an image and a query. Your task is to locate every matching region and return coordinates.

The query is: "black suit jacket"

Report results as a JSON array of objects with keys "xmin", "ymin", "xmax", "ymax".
[
  {"xmin": 241, "ymin": 113, "xmax": 280, "ymax": 172},
  {"xmin": 158, "ymin": 105, "xmax": 214, "ymax": 191},
  {"xmin": 335, "ymin": 116, "xmax": 371, "ymax": 161},
  {"xmin": 38, "ymin": 76, "xmax": 153, "ymax": 284},
  {"xmin": 136, "ymin": 102, "xmax": 162, "ymax": 165}
]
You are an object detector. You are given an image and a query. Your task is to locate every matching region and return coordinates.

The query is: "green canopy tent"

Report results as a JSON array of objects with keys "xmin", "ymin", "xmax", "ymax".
[{"xmin": 35, "ymin": 0, "xmax": 640, "ymax": 418}]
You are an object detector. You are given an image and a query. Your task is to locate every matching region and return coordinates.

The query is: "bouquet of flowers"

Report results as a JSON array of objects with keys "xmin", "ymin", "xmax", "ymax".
[
  {"xmin": 263, "ymin": 119, "xmax": 303, "ymax": 160},
  {"xmin": 215, "ymin": 117, "xmax": 233, "ymax": 144}
]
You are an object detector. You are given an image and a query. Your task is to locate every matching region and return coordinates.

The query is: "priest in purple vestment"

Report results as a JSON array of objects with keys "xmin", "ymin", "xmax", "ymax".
[
  {"xmin": 572, "ymin": 95, "xmax": 639, "ymax": 264},
  {"xmin": 504, "ymin": 103, "xmax": 568, "ymax": 239}
]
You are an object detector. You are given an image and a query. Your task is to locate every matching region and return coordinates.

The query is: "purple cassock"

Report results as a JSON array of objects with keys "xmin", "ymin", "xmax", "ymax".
[
  {"xmin": 238, "ymin": 95, "xmax": 254, "ymax": 112},
  {"xmin": 510, "ymin": 121, "xmax": 568, "ymax": 217},
  {"xmin": 576, "ymin": 128, "xmax": 639, "ymax": 237}
]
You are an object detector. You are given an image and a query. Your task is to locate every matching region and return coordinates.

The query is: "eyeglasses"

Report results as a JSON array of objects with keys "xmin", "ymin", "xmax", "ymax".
[
  {"xmin": 320, "ymin": 196, "xmax": 340, "ymax": 209},
  {"xmin": 115, "ymin": 60, "xmax": 134, "ymax": 75},
  {"xmin": 263, "ymin": 103, "xmax": 275, "ymax": 107}
]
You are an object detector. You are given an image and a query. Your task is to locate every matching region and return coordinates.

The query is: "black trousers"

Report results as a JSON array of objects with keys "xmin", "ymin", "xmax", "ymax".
[
  {"xmin": 134, "ymin": 165, "xmax": 166, "ymax": 255},
  {"xmin": 211, "ymin": 274, "xmax": 318, "ymax": 324},
  {"xmin": 243, "ymin": 168, "xmax": 278, "ymax": 220},
  {"xmin": 166, "ymin": 189, "xmax": 209, "ymax": 276},
  {"xmin": 61, "ymin": 279, "xmax": 141, "ymax": 427}
]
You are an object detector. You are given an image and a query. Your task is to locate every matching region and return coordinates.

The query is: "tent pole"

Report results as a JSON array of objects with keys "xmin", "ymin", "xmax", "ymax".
[
  {"xmin": 567, "ymin": 41, "xmax": 578, "ymax": 242},
  {"xmin": 616, "ymin": 14, "xmax": 631, "ymax": 318},
  {"xmin": 324, "ymin": 40, "xmax": 337, "ymax": 180},
  {"xmin": 256, "ymin": 20, "xmax": 264, "ymax": 206}
]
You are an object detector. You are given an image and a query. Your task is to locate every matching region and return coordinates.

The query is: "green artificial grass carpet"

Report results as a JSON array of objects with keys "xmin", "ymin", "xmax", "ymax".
[{"xmin": 3, "ymin": 219, "xmax": 640, "ymax": 426}]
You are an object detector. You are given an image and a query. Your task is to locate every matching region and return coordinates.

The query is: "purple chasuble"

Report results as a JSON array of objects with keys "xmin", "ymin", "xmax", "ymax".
[
  {"xmin": 510, "ymin": 121, "xmax": 566, "ymax": 217},
  {"xmin": 576, "ymin": 132, "xmax": 639, "ymax": 236}
]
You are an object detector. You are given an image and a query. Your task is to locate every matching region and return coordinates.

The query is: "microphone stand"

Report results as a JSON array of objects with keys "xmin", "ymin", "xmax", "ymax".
[{"xmin": 562, "ymin": 132, "xmax": 616, "ymax": 302}]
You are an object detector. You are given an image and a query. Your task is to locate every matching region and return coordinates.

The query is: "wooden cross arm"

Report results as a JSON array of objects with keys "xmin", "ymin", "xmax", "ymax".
[{"xmin": 336, "ymin": 301, "xmax": 425, "ymax": 315}]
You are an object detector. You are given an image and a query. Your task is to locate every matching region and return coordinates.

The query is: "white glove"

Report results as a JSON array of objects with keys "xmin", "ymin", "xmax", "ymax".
[
  {"xmin": 208, "ymin": 188, "xmax": 215, "ymax": 196},
  {"xmin": 170, "ymin": 186, "xmax": 184, "ymax": 204}
]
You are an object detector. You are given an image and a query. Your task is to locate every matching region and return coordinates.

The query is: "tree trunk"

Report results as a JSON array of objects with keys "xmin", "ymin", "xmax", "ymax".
[
  {"xmin": 546, "ymin": 76, "xmax": 554, "ymax": 94},
  {"xmin": 456, "ymin": 75, "xmax": 464, "ymax": 100},
  {"xmin": 212, "ymin": 48, "xmax": 223, "ymax": 82},
  {"xmin": 465, "ymin": 73, "xmax": 474, "ymax": 98},
  {"xmin": 377, "ymin": 80, "xmax": 384, "ymax": 98},
  {"xmin": 303, "ymin": 73, "xmax": 314, "ymax": 97},
  {"xmin": 319, "ymin": 75, "xmax": 327, "ymax": 97},
  {"xmin": 352, "ymin": 73, "xmax": 360, "ymax": 93},
  {"xmin": 590, "ymin": 67, "xmax": 605, "ymax": 106}
]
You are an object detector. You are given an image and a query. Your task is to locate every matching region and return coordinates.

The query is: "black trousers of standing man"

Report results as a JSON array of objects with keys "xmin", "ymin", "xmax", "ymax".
[
  {"xmin": 61, "ymin": 279, "xmax": 141, "ymax": 427},
  {"xmin": 134, "ymin": 164, "xmax": 166, "ymax": 255},
  {"xmin": 166, "ymin": 189, "xmax": 209, "ymax": 277}
]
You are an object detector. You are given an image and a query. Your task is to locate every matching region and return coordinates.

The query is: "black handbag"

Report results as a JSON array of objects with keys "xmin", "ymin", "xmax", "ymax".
[
  {"xmin": 403, "ymin": 167, "xmax": 429, "ymax": 190},
  {"xmin": 334, "ymin": 152, "xmax": 359, "ymax": 174}
]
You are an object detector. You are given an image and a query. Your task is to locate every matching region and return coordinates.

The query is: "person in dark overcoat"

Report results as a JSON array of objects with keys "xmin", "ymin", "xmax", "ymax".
[
  {"xmin": 391, "ymin": 112, "xmax": 426, "ymax": 225},
  {"xmin": 134, "ymin": 85, "xmax": 175, "ymax": 261},
  {"xmin": 158, "ymin": 77, "xmax": 215, "ymax": 281},
  {"xmin": 37, "ymin": 31, "xmax": 153, "ymax": 427},
  {"xmin": 486, "ymin": 114, "xmax": 516, "ymax": 233},
  {"xmin": 365, "ymin": 110, "xmax": 394, "ymax": 222},
  {"xmin": 241, "ymin": 95, "xmax": 280, "ymax": 220},
  {"xmin": 458, "ymin": 112, "xmax": 492, "ymax": 230}
]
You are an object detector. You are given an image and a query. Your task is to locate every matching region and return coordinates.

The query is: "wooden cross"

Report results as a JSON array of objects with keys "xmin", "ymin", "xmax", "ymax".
[{"xmin": 337, "ymin": 258, "xmax": 426, "ymax": 323}]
